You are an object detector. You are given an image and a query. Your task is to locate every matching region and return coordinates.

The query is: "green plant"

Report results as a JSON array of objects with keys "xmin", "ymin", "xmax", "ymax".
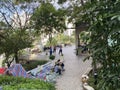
[
  {"xmin": 0, "ymin": 75, "xmax": 55, "ymax": 90},
  {"xmin": 79, "ymin": 0, "xmax": 120, "ymax": 89},
  {"xmin": 46, "ymin": 38, "xmax": 58, "ymax": 46},
  {"xmin": 49, "ymin": 55, "xmax": 55, "ymax": 60},
  {"xmin": 31, "ymin": 2, "xmax": 66, "ymax": 44},
  {"xmin": 22, "ymin": 60, "xmax": 48, "ymax": 71}
]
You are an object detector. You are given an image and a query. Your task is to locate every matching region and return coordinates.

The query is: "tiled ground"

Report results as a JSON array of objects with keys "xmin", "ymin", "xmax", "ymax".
[{"xmin": 55, "ymin": 45, "xmax": 92, "ymax": 90}]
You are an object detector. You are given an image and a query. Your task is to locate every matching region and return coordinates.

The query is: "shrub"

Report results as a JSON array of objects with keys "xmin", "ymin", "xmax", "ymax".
[
  {"xmin": 0, "ymin": 75, "xmax": 55, "ymax": 90},
  {"xmin": 49, "ymin": 55, "xmax": 55, "ymax": 60},
  {"xmin": 22, "ymin": 60, "xmax": 48, "ymax": 71}
]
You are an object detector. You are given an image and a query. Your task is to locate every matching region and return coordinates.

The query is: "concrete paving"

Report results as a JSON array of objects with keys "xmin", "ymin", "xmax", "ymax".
[{"xmin": 55, "ymin": 45, "xmax": 92, "ymax": 90}]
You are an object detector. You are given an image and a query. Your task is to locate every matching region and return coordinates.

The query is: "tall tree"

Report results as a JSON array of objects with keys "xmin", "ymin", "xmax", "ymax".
[
  {"xmin": 0, "ymin": 29, "xmax": 33, "ymax": 67},
  {"xmin": 31, "ymin": 2, "xmax": 66, "ymax": 43},
  {"xmin": 0, "ymin": 0, "xmax": 35, "ymax": 66}
]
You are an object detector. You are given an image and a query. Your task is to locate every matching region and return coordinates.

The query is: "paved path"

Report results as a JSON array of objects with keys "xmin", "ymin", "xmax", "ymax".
[{"xmin": 55, "ymin": 45, "xmax": 92, "ymax": 90}]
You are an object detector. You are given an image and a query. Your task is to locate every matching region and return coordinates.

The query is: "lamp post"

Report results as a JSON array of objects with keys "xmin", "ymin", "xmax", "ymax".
[{"xmin": 94, "ymin": 71, "xmax": 98, "ymax": 85}]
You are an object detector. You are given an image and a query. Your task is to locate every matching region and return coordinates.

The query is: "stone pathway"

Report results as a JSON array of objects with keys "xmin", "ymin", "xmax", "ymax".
[{"xmin": 55, "ymin": 45, "xmax": 92, "ymax": 90}]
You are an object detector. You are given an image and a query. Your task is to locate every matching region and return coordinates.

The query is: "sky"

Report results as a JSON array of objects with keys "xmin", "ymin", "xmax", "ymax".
[{"xmin": 51, "ymin": 0, "xmax": 70, "ymax": 9}]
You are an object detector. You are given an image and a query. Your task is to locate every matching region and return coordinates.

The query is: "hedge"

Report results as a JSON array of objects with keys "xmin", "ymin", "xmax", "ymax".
[
  {"xmin": 0, "ymin": 75, "xmax": 55, "ymax": 90},
  {"xmin": 22, "ymin": 60, "xmax": 48, "ymax": 71}
]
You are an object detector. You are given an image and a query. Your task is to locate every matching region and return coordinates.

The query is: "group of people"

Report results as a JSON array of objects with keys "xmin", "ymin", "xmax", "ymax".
[
  {"xmin": 53, "ymin": 59, "xmax": 65, "ymax": 75},
  {"xmin": 44, "ymin": 46, "xmax": 64, "ymax": 75},
  {"xmin": 49, "ymin": 46, "xmax": 63, "ymax": 56}
]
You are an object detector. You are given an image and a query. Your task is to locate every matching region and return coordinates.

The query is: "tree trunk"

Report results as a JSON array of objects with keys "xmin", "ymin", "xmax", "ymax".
[
  {"xmin": 7, "ymin": 62, "xmax": 11, "ymax": 68},
  {"xmin": 15, "ymin": 51, "xmax": 19, "ymax": 63},
  {"xmin": 6, "ymin": 59, "xmax": 10, "ymax": 68},
  {"xmin": 6, "ymin": 57, "xmax": 15, "ymax": 68},
  {"xmin": 49, "ymin": 32, "xmax": 52, "ymax": 44},
  {"xmin": 81, "ymin": 0, "xmax": 84, "ymax": 5},
  {"xmin": 5, "ymin": 54, "xmax": 10, "ymax": 68}
]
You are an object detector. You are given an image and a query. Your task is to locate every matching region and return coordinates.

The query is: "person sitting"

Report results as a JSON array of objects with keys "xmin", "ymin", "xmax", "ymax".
[
  {"xmin": 56, "ymin": 59, "xmax": 65, "ymax": 71},
  {"xmin": 54, "ymin": 64, "xmax": 62, "ymax": 75},
  {"xmin": 5, "ymin": 70, "xmax": 12, "ymax": 76},
  {"xmin": 60, "ymin": 62, "xmax": 65, "ymax": 71}
]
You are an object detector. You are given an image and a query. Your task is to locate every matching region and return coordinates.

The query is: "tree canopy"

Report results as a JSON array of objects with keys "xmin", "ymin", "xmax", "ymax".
[
  {"xmin": 0, "ymin": 0, "xmax": 35, "ymax": 67},
  {"xmin": 31, "ymin": 2, "xmax": 66, "ymax": 43}
]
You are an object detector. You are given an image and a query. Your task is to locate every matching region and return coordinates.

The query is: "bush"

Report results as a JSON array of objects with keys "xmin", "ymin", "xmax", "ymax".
[
  {"xmin": 49, "ymin": 55, "xmax": 55, "ymax": 60},
  {"xmin": 22, "ymin": 60, "xmax": 48, "ymax": 71},
  {"xmin": 0, "ymin": 75, "xmax": 55, "ymax": 90}
]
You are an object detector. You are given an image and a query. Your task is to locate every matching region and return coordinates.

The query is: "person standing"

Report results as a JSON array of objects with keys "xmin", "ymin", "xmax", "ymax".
[
  {"xmin": 53, "ymin": 46, "xmax": 56, "ymax": 53},
  {"xmin": 54, "ymin": 64, "xmax": 62, "ymax": 75},
  {"xmin": 59, "ymin": 46, "xmax": 62, "ymax": 55},
  {"xmin": 49, "ymin": 47, "xmax": 52, "ymax": 56}
]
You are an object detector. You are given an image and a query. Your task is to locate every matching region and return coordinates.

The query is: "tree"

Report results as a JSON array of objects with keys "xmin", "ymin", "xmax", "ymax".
[
  {"xmin": 0, "ymin": 30, "xmax": 33, "ymax": 67},
  {"xmin": 0, "ymin": 0, "xmax": 35, "ymax": 67},
  {"xmin": 46, "ymin": 38, "xmax": 58, "ymax": 46},
  {"xmin": 77, "ymin": 0, "xmax": 120, "ymax": 89},
  {"xmin": 31, "ymin": 2, "xmax": 66, "ymax": 43},
  {"xmin": 79, "ymin": 31, "xmax": 90, "ymax": 44}
]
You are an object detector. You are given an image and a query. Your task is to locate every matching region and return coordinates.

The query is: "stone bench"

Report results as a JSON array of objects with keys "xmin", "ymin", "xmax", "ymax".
[
  {"xmin": 81, "ymin": 67, "xmax": 94, "ymax": 90},
  {"xmin": 83, "ymin": 83, "xmax": 94, "ymax": 90}
]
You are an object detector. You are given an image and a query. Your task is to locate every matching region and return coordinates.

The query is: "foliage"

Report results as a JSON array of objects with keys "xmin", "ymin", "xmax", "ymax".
[
  {"xmin": 57, "ymin": 0, "xmax": 67, "ymax": 4},
  {"xmin": 0, "ymin": 30, "xmax": 33, "ymax": 67},
  {"xmin": 59, "ymin": 34, "xmax": 74, "ymax": 44},
  {"xmin": 77, "ymin": 0, "xmax": 120, "ymax": 89},
  {"xmin": 49, "ymin": 55, "xmax": 55, "ymax": 60},
  {"xmin": 0, "ymin": 75, "xmax": 55, "ymax": 90},
  {"xmin": 31, "ymin": 2, "xmax": 66, "ymax": 43},
  {"xmin": 0, "ymin": 21, "xmax": 7, "ymax": 28},
  {"xmin": 0, "ymin": 0, "xmax": 36, "ymax": 67},
  {"xmin": 79, "ymin": 31, "xmax": 90, "ymax": 43},
  {"xmin": 22, "ymin": 60, "xmax": 48, "ymax": 71},
  {"xmin": 88, "ymin": 69, "xmax": 98, "ymax": 90},
  {"xmin": 13, "ymin": 0, "xmax": 33, "ymax": 4},
  {"xmin": 45, "ymin": 33, "xmax": 75, "ymax": 46},
  {"xmin": 46, "ymin": 38, "xmax": 58, "ymax": 46},
  {"xmin": 61, "ymin": 35, "xmax": 74, "ymax": 44}
]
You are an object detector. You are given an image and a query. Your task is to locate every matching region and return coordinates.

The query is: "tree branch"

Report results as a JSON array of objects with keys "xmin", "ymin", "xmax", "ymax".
[{"xmin": 0, "ymin": 11, "xmax": 13, "ymax": 29}]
